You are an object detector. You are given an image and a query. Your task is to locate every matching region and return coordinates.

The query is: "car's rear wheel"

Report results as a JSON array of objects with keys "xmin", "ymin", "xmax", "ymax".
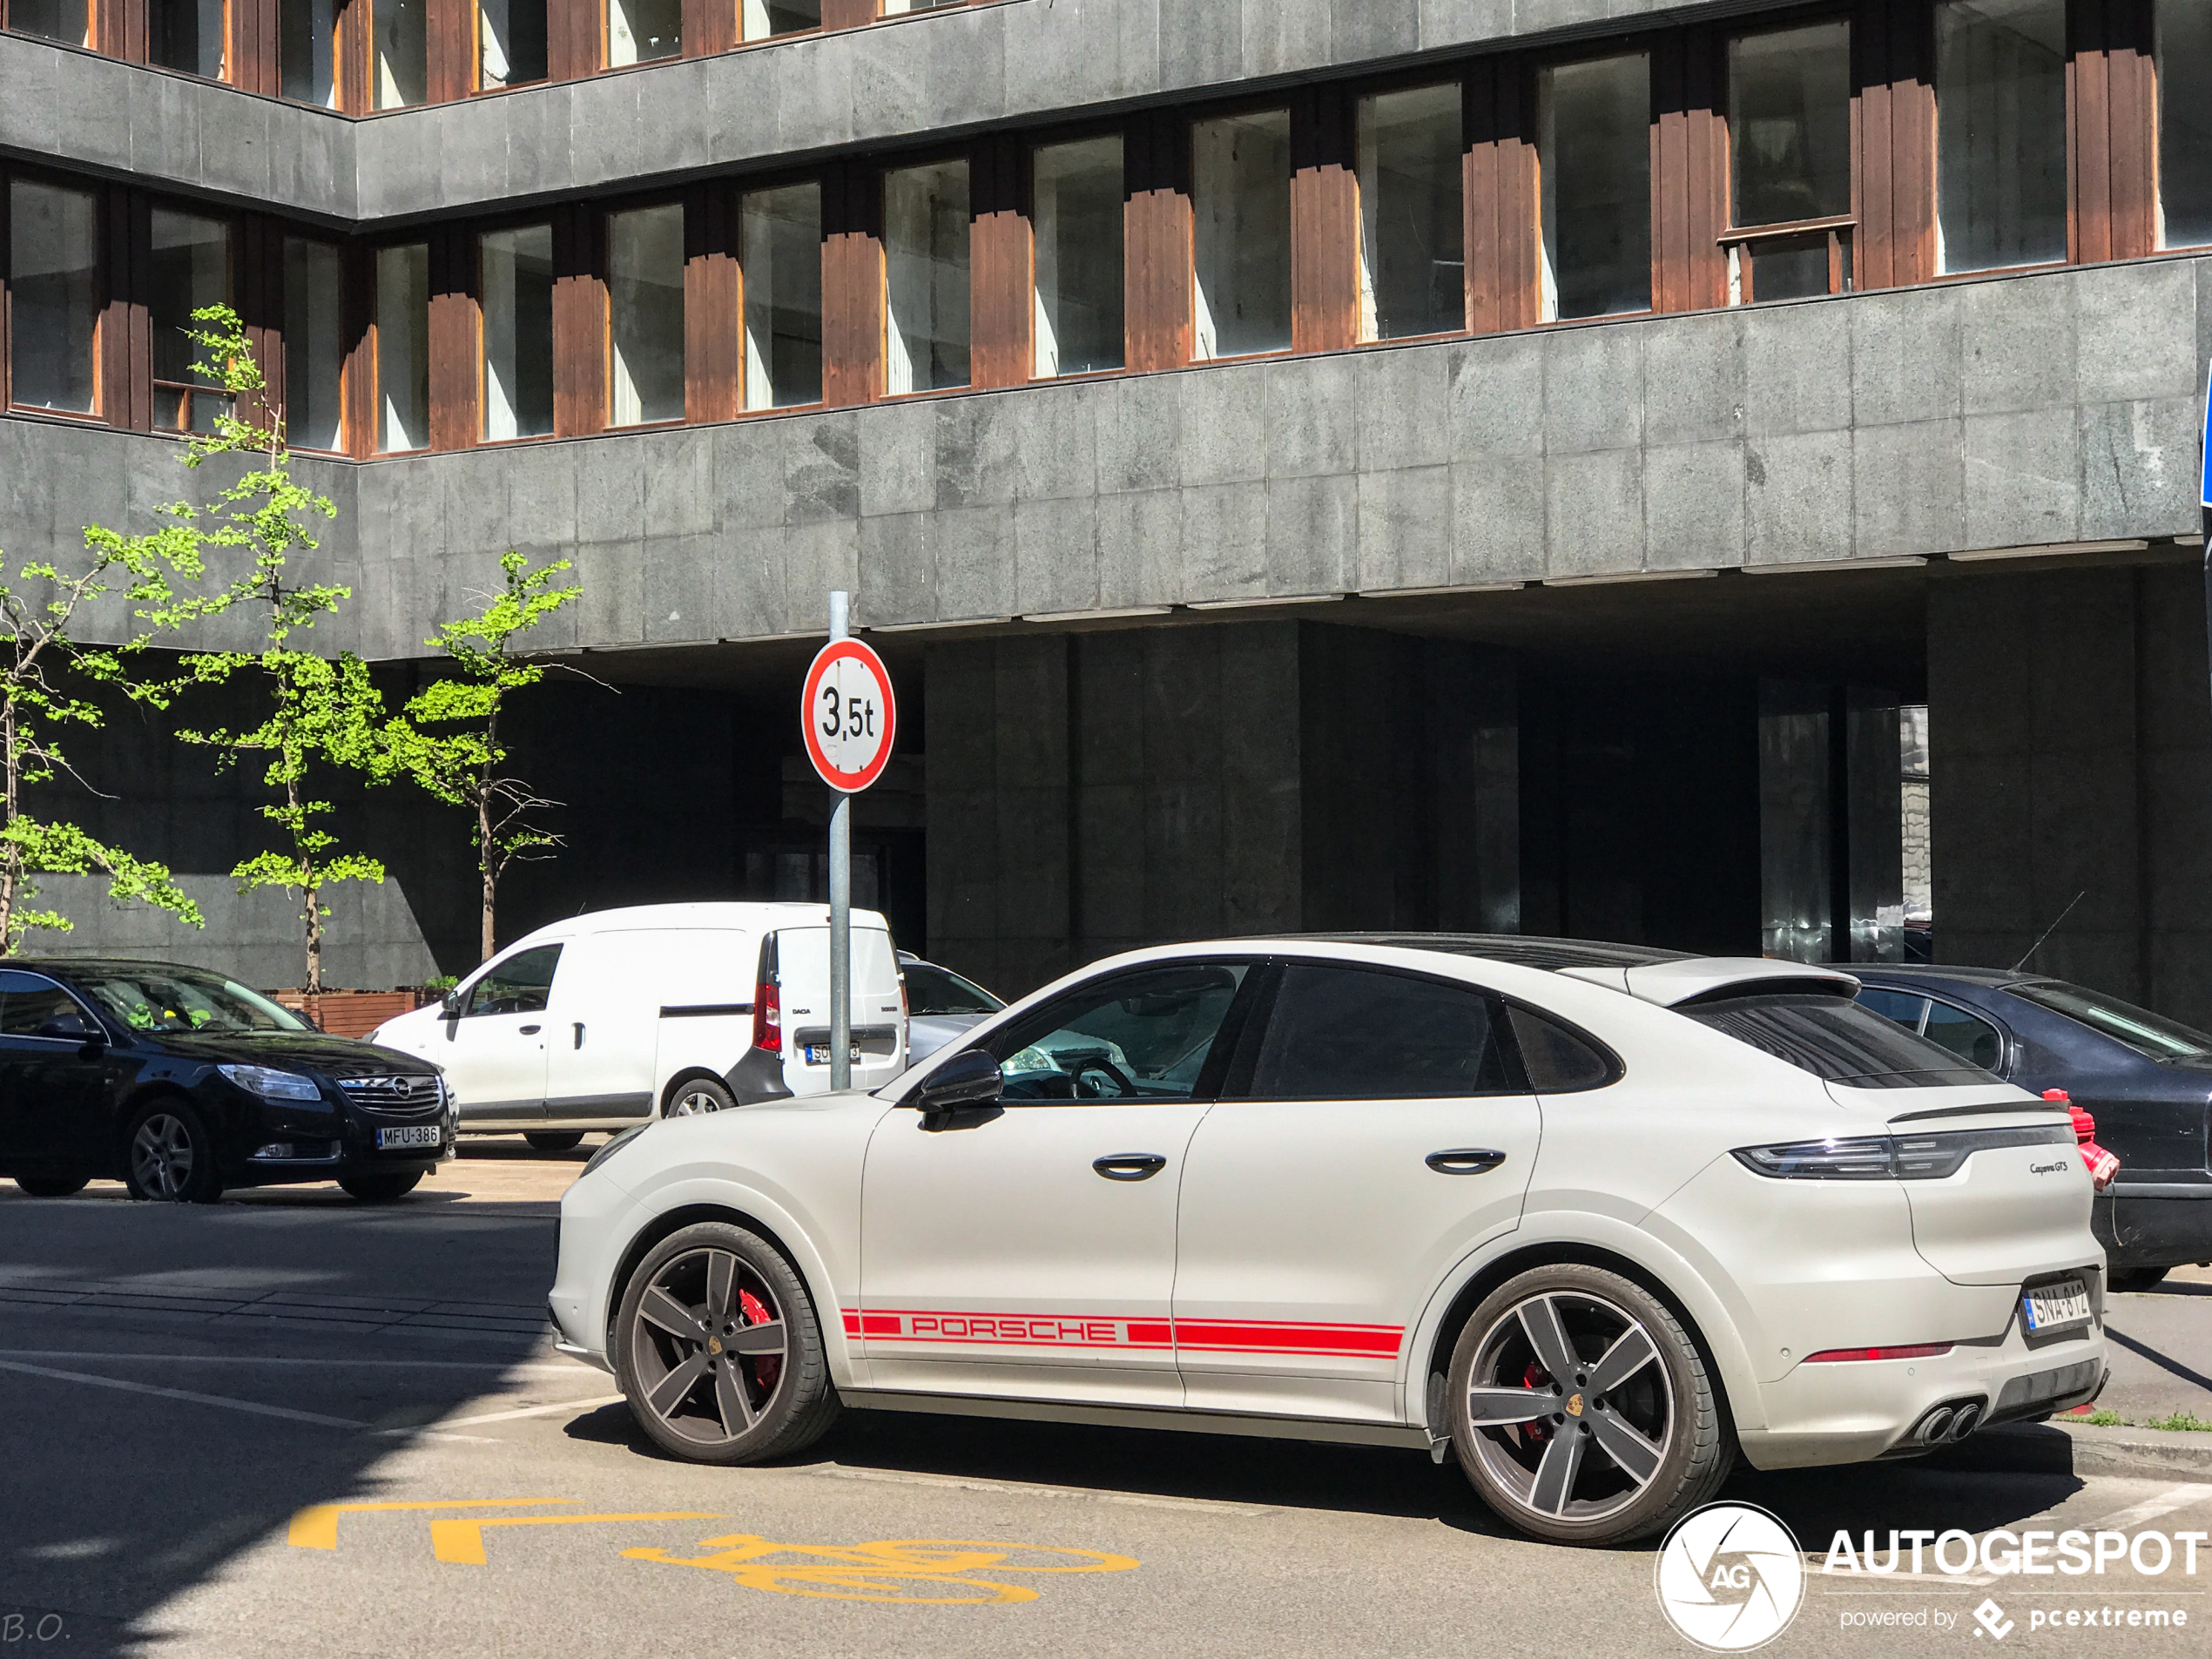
[
  {"xmin": 524, "ymin": 1131, "xmax": 585, "ymax": 1152},
  {"xmin": 339, "ymin": 1171, "xmax": 423, "ymax": 1203},
  {"xmin": 615, "ymin": 1221, "xmax": 837, "ymax": 1466},
  {"xmin": 665, "ymin": 1078, "xmax": 737, "ymax": 1117},
  {"xmin": 1447, "ymin": 1264, "xmax": 1732, "ymax": 1546},
  {"xmin": 123, "ymin": 1103, "xmax": 223, "ymax": 1204},
  {"xmin": 13, "ymin": 1175, "xmax": 90, "ymax": 1198}
]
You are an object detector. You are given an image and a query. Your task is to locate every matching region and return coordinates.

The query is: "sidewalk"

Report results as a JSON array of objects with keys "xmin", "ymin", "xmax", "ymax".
[{"xmin": 2095, "ymin": 1263, "xmax": 2212, "ymax": 1427}]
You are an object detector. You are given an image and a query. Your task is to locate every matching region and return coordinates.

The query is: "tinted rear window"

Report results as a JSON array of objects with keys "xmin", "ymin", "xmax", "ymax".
[
  {"xmin": 1683, "ymin": 992, "xmax": 1993, "ymax": 1088},
  {"xmin": 1246, "ymin": 966, "xmax": 1519, "ymax": 1100}
]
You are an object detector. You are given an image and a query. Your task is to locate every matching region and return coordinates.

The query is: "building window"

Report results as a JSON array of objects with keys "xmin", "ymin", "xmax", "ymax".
[
  {"xmin": 149, "ymin": 0, "xmax": 226, "ymax": 78},
  {"xmin": 743, "ymin": 0, "xmax": 818, "ymax": 38},
  {"xmin": 608, "ymin": 0, "xmax": 678, "ymax": 65},
  {"xmin": 481, "ymin": 224, "xmax": 554, "ymax": 440},
  {"xmin": 280, "ymin": 0, "xmax": 338, "ymax": 105},
  {"xmin": 8, "ymin": 0, "xmax": 89, "ymax": 46},
  {"xmin": 1726, "ymin": 21, "xmax": 1853, "ymax": 303},
  {"xmin": 1540, "ymin": 54, "xmax": 1651, "ymax": 321},
  {"xmin": 150, "ymin": 208, "xmax": 232, "ymax": 435},
  {"xmin": 375, "ymin": 243, "xmax": 429, "ymax": 452},
  {"xmin": 741, "ymin": 182, "xmax": 822, "ymax": 410},
  {"xmin": 376, "ymin": 0, "xmax": 427, "ymax": 106},
  {"xmin": 2159, "ymin": 0, "xmax": 2212, "ymax": 247},
  {"xmin": 481, "ymin": 0, "xmax": 549, "ymax": 88},
  {"xmin": 282, "ymin": 237, "xmax": 345, "ymax": 453},
  {"xmin": 7, "ymin": 179, "xmax": 99, "ymax": 415},
  {"xmin": 881, "ymin": 1, "xmax": 966, "ymax": 12},
  {"xmin": 609, "ymin": 203, "xmax": 685, "ymax": 427},
  {"xmin": 1937, "ymin": 0, "xmax": 2066, "ymax": 271},
  {"xmin": 884, "ymin": 159, "xmax": 970, "ymax": 395},
  {"xmin": 1357, "ymin": 84, "xmax": 1464, "ymax": 341},
  {"xmin": 1192, "ymin": 109, "xmax": 1291, "ymax": 360},
  {"xmin": 1032, "ymin": 135, "xmax": 1123, "ymax": 378}
]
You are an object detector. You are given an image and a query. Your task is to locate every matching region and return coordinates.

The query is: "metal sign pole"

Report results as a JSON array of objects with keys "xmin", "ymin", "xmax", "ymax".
[{"xmin": 827, "ymin": 590, "xmax": 853, "ymax": 1093}]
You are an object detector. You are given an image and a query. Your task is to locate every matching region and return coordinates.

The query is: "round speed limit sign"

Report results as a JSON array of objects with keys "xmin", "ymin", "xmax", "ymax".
[{"xmin": 801, "ymin": 638, "xmax": 898, "ymax": 793}]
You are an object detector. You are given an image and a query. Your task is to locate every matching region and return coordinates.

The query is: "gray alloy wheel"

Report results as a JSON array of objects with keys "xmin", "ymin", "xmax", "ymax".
[
  {"xmin": 615, "ymin": 1221, "xmax": 838, "ymax": 1465},
  {"xmin": 1447, "ymin": 1264, "xmax": 1731, "ymax": 1546},
  {"xmin": 123, "ymin": 1104, "xmax": 221, "ymax": 1204},
  {"xmin": 665, "ymin": 1078, "xmax": 737, "ymax": 1117}
]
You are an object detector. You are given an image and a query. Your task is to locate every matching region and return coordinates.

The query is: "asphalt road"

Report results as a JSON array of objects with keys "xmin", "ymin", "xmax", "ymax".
[{"xmin": 2, "ymin": 1148, "xmax": 2209, "ymax": 1659}]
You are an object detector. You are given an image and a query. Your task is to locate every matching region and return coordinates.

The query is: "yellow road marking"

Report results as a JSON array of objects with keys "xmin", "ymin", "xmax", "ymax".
[
  {"xmin": 432, "ymin": 1513, "xmax": 725, "ymax": 1566},
  {"xmin": 288, "ymin": 1499, "xmax": 574, "ymax": 1551},
  {"xmin": 624, "ymin": 1534, "xmax": 1141, "ymax": 1603}
]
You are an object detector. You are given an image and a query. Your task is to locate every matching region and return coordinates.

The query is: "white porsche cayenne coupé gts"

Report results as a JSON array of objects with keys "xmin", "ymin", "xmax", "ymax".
[{"xmin": 550, "ymin": 935, "xmax": 2107, "ymax": 1546}]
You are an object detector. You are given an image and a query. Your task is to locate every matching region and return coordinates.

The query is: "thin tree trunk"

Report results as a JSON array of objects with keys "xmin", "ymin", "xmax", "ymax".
[
  {"xmin": 0, "ymin": 699, "xmax": 18, "ymax": 954},
  {"xmin": 479, "ymin": 699, "xmax": 500, "ymax": 962}
]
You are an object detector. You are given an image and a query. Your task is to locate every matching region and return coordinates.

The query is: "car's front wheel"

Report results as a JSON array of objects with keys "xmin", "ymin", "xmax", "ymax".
[
  {"xmin": 14, "ymin": 1174, "xmax": 90, "ymax": 1198},
  {"xmin": 525, "ymin": 1131, "xmax": 586, "ymax": 1152},
  {"xmin": 1446, "ymin": 1264, "xmax": 1732, "ymax": 1546},
  {"xmin": 339, "ymin": 1171, "xmax": 424, "ymax": 1203},
  {"xmin": 123, "ymin": 1102, "xmax": 223, "ymax": 1204},
  {"xmin": 615, "ymin": 1222, "xmax": 838, "ymax": 1465}
]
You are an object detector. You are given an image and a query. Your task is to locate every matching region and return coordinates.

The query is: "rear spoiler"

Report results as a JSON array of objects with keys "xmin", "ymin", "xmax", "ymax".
[{"xmin": 1558, "ymin": 957, "xmax": 1862, "ymax": 1008}]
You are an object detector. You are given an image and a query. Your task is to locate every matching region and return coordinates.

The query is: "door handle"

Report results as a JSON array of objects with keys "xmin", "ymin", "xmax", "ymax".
[
  {"xmin": 1426, "ymin": 1148, "xmax": 1507, "ymax": 1176},
  {"xmin": 1094, "ymin": 1154, "xmax": 1166, "ymax": 1182},
  {"xmin": 519, "ymin": 1025, "xmax": 542, "ymax": 1036},
  {"xmin": 572, "ymin": 1022, "xmax": 584, "ymax": 1049}
]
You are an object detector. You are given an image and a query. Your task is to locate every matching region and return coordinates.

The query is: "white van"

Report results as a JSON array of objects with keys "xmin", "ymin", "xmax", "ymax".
[{"xmin": 368, "ymin": 903, "xmax": 907, "ymax": 1146}]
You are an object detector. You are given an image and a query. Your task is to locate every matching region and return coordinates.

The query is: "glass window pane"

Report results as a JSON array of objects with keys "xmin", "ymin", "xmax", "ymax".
[
  {"xmin": 8, "ymin": 179, "xmax": 99, "ymax": 415},
  {"xmin": 2160, "ymin": 0, "xmax": 2212, "ymax": 247},
  {"xmin": 609, "ymin": 203, "xmax": 685, "ymax": 427},
  {"xmin": 283, "ymin": 237, "xmax": 345, "ymax": 453},
  {"xmin": 150, "ymin": 208, "xmax": 232, "ymax": 435},
  {"xmin": 884, "ymin": 159, "xmax": 970, "ymax": 395},
  {"xmin": 1743, "ymin": 235, "xmax": 1832, "ymax": 301},
  {"xmin": 1247, "ymin": 967, "xmax": 1517, "ymax": 1101},
  {"xmin": 9, "ymin": 0, "xmax": 89, "ymax": 45},
  {"xmin": 375, "ymin": 243, "xmax": 429, "ymax": 452},
  {"xmin": 280, "ymin": 0, "xmax": 337, "ymax": 105},
  {"xmin": 742, "ymin": 182, "xmax": 823, "ymax": 410},
  {"xmin": 1033, "ymin": 135, "xmax": 1124, "ymax": 378},
  {"xmin": 1192, "ymin": 110, "xmax": 1291, "ymax": 359},
  {"xmin": 608, "ymin": 0, "xmax": 679, "ymax": 64},
  {"xmin": 1937, "ymin": 0, "xmax": 2067, "ymax": 271},
  {"xmin": 982, "ymin": 963, "xmax": 1249, "ymax": 1104},
  {"xmin": 481, "ymin": 223, "xmax": 555, "ymax": 440},
  {"xmin": 376, "ymin": 0, "xmax": 427, "ymax": 107},
  {"xmin": 1855, "ymin": 988, "xmax": 1930, "ymax": 1031},
  {"xmin": 1920, "ymin": 1001, "xmax": 2005, "ymax": 1069},
  {"xmin": 149, "ymin": 0, "xmax": 226, "ymax": 77},
  {"xmin": 466, "ymin": 945, "xmax": 563, "ymax": 1015},
  {"xmin": 1729, "ymin": 22, "xmax": 1851, "ymax": 227},
  {"xmin": 881, "ymin": 0, "xmax": 965, "ymax": 11},
  {"xmin": 1541, "ymin": 53, "xmax": 1652, "ymax": 321},
  {"xmin": 1358, "ymin": 84, "xmax": 1464, "ymax": 341},
  {"xmin": 742, "ymin": 0, "xmax": 819, "ymax": 37},
  {"xmin": 1506, "ymin": 1005, "xmax": 1618, "ymax": 1092},
  {"xmin": 480, "ymin": 0, "xmax": 548, "ymax": 87}
]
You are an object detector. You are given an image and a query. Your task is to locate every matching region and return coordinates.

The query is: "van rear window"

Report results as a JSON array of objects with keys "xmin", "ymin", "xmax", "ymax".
[{"xmin": 1681, "ymin": 992, "xmax": 1995, "ymax": 1088}]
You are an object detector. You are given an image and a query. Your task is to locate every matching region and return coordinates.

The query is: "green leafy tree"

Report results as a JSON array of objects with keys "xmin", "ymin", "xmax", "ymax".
[
  {"xmin": 0, "ymin": 511, "xmax": 209, "ymax": 951},
  {"xmin": 392, "ymin": 551, "xmax": 583, "ymax": 962},
  {"xmin": 164, "ymin": 305, "xmax": 394, "ymax": 995}
]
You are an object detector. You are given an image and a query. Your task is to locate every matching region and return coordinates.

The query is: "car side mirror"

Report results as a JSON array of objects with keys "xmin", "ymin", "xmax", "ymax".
[
  {"xmin": 914, "ymin": 1049, "xmax": 1003, "ymax": 1129},
  {"xmin": 38, "ymin": 1012, "xmax": 104, "ymax": 1054},
  {"xmin": 440, "ymin": 992, "xmax": 462, "ymax": 1018}
]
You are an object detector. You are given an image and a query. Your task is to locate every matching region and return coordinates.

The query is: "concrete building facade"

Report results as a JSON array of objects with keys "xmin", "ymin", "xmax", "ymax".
[{"xmin": 3, "ymin": 0, "xmax": 2210, "ymax": 1016}]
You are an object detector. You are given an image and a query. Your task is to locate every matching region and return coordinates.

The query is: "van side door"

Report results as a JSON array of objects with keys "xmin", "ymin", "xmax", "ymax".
[{"xmin": 433, "ymin": 944, "xmax": 562, "ymax": 1128}]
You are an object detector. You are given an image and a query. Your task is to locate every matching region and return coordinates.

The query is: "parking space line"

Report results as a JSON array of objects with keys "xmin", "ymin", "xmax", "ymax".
[
  {"xmin": 0, "ymin": 1351, "xmax": 590, "ymax": 1373},
  {"xmin": 0, "ymin": 1357, "xmax": 368, "ymax": 1429},
  {"xmin": 1936, "ymin": 1482, "xmax": 2212, "ymax": 1588},
  {"xmin": 289, "ymin": 1499, "xmax": 575, "ymax": 1550},
  {"xmin": 430, "ymin": 1513, "xmax": 725, "ymax": 1566},
  {"xmin": 401, "ymin": 1394, "xmax": 625, "ymax": 1431},
  {"xmin": 806, "ymin": 1464, "xmax": 1274, "ymax": 1516}
]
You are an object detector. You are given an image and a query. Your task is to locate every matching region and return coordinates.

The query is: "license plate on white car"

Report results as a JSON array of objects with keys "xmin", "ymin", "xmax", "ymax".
[
  {"xmin": 2022, "ymin": 1277, "xmax": 2093, "ymax": 1334},
  {"xmin": 374, "ymin": 1125, "xmax": 441, "ymax": 1150}
]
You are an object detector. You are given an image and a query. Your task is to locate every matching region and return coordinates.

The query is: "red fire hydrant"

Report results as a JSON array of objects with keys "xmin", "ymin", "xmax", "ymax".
[{"xmin": 2047, "ymin": 1089, "xmax": 2119, "ymax": 1191}]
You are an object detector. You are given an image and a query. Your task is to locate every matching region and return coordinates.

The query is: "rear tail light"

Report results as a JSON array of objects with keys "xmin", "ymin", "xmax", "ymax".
[
  {"xmin": 1804, "ymin": 1344, "xmax": 1954, "ymax": 1364},
  {"xmin": 1734, "ymin": 1124, "xmax": 2072, "ymax": 1181},
  {"xmin": 752, "ymin": 933, "xmax": 782, "ymax": 1055}
]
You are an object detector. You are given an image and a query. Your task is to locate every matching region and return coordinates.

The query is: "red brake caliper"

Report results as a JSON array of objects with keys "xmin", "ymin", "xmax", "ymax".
[
  {"xmin": 1521, "ymin": 1360, "xmax": 1551, "ymax": 1442},
  {"xmin": 740, "ymin": 1289, "xmax": 779, "ymax": 1392}
]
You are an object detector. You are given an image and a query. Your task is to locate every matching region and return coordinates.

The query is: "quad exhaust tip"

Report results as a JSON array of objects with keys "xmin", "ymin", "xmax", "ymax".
[{"xmin": 1913, "ymin": 1398, "xmax": 1986, "ymax": 1446}]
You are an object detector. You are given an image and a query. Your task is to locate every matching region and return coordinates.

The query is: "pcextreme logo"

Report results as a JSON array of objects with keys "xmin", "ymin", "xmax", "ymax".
[{"xmin": 1655, "ymin": 1503, "xmax": 1808, "ymax": 1652}]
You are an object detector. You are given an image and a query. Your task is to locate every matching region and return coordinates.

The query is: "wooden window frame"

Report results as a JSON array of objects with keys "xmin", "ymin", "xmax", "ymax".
[
  {"xmin": 1022, "ymin": 118, "xmax": 1133, "ymax": 385},
  {"xmin": 1184, "ymin": 93, "xmax": 1300, "ymax": 365},
  {"xmin": 599, "ymin": 189, "xmax": 686, "ymax": 430},
  {"xmin": 361, "ymin": 233, "xmax": 433, "ymax": 455},
  {"xmin": 874, "ymin": 145, "xmax": 978, "ymax": 401},
  {"xmin": 1713, "ymin": 10, "xmax": 1863, "ymax": 306},
  {"xmin": 466, "ymin": 210, "xmax": 560, "ymax": 445},
  {"xmin": 275, "ymin": 227, "xmax": 356, "ymax": 455},
  {"xmin": 145, "ymin": 198, "xmax": 239, "ymax": 436},
  {"xmin": 1, "ymin": 164, "xmax": 116, "ymax": 426},
  {"xmin": 1334, "ymin": 65, "xmax": 1473, "ymax": 349},
  {"xmin": 1516, "ymin": 43, "xmax": 1660, "ymax": 331}
]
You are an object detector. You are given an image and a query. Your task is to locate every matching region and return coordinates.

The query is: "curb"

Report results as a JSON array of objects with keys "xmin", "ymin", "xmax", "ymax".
[{"xmin": 1929, "ymin": 1421, "xmax": 2212, "ymax": 1482}]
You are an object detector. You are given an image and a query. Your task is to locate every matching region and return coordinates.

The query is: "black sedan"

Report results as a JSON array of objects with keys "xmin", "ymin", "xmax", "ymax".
[
  {"xmin": 1851, "ymin": 964, "xmax": 2212, "ymax": 1289},
  {"xmin": 0, "ymin": 960, "xmax": 454, "ymax": 1204}
]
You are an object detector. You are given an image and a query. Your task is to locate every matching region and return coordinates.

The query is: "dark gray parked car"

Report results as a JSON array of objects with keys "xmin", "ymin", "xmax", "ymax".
[
  {"xmin": 898, "ymin": 954, "xmax": 1005, "ymax": 1062},
  {"xmin": 1851, "ymin": 965, "xmax": 2212, "ymax": 1290}
]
